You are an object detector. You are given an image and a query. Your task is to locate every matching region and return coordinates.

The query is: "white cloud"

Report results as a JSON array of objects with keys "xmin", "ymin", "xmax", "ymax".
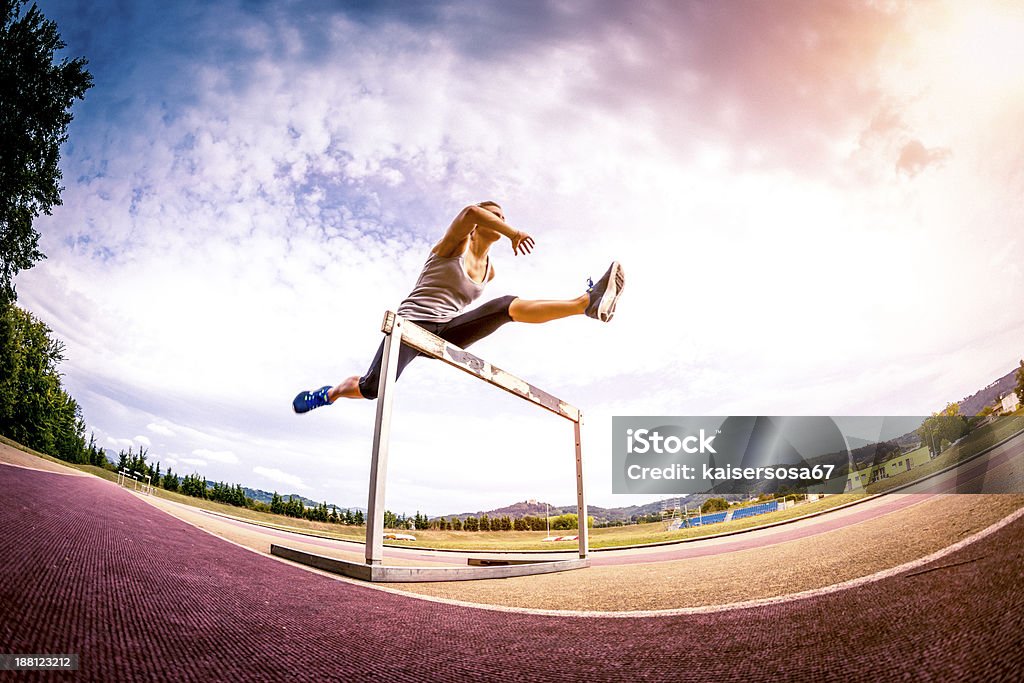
[
  {"xmin": 191, "ymin": 449, "xmax": 239, "ymax": 465},
  {"xmin": 253, "ymin": 466, "xmax": 308, "ymax": 492},
  {"xmin": 147, "ymin": 423, "xmax": 175, "ymax": 436},
  {"xmin": 106, "ymin": 435, "xmax": 152, "ymax": 449}
]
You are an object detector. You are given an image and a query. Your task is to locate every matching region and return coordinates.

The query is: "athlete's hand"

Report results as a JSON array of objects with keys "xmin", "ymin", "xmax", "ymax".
[{"xmin": 511, "ymin": 230, "xmax": 535, "ymax": 255}]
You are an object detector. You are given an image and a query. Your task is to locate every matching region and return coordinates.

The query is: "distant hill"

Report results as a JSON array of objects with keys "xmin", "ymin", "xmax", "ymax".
[
  {"xmin": 957, "ymin": 367, "xmax": 1018, "ymax": 416},
  {"xmin": 241, "ymin": 487, "xmax": 364, "ymax": 513},
  {"xmin": 435, "ymin": 494, "xmax": 745, "ymax": 525}
]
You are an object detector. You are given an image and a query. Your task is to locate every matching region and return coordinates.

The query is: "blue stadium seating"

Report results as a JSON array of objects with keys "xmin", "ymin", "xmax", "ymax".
[
  {"xmin": 686, "ymin": 511, "xmax": 727, "ymax": 526},
  {"xmin": 730, "ymin": 501, "xmax": 779, "ymax": 520},
  {"xmin": 685, "ymin": 501, "xmax": 778, "ymax": 527}
]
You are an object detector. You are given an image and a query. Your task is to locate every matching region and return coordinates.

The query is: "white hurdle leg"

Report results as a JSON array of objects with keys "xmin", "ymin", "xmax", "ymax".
[
  {"xmin": 365, "ymin": 317, "xmax": 403, "ymax": 566},
  {"xmin": 575, "ymin": 418, "xmax": 589, "ymax": 558}
]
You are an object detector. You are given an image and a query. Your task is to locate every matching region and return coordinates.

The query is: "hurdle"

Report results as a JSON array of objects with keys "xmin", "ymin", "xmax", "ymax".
[{"xmin": 272, "ymin": 310, "xmax": 590, "ymax": 582}]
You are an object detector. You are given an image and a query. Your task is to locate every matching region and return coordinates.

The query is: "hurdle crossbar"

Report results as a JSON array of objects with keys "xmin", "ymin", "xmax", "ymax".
[
  {"xmin": 380, "ymin": 311, "xmax": 580, "ymax": 423},
  {"xmin": 364, "ymin": 311, "xmax": 589, "ymax": 576}
]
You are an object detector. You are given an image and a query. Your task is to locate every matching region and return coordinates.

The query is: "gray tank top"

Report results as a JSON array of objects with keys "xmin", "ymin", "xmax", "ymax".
[{"xmin": 396, "ymin": 251, "xmax": 491, "ymax": 323}]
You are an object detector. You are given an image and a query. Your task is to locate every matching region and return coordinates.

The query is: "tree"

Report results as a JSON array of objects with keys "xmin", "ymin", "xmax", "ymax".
[
  {"xmin": 85, "ymin": 432, "xmax": 106, "ymax": 467},
  {"xmin": 115, "ymin": 448, "xmax": 128, "ymax": 473},
  {"xmin": 1, "ymin": 1, "xmax": 93, "ymax": 302},
  {"xmin": 701, "ymin": 497, "xmax": 730, "ymax": 513},
  {"xmin": 0, "ymin": 303, "xmax": 87, "ymax": 460},
  {"xmin": 916, "ymin": 404, "xmax": 968, "ymax": 456},
  {"xmin": 180, "ymin": 473, "xmax": 207, "ymax": 498},
  {"xmin": 285, "ymin": 496, "xmax": 303, "ymax": 518},
  {"xmin": 551, "ymin": 513, "xmax": 576, "ymax": 530}
]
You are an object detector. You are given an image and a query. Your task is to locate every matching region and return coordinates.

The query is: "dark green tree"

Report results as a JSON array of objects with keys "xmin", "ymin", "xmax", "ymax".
[
  {"xmin": 0, "ymin": 302, "xmax": 85, "ymax": 459},
  {"xmin": 115, "ymin": 448, "xmax": 128, "ymax": 472},
  {"xmin": 916, "ymin": 404, "xmax": 968, "ymax": 456},
  {"xmin": 701, "ymin": 497, "xmax": 730, "ymax": 513},
  {"xmin": 413, "ymin": 511, "xmax": 428, "ymax": 530},
  {"xmin": 285, "ymin": 495, "xmax": 303, "ymax": 518},
  {"xmin": 551, "ymin": 513, "xmax": 578, "ymax": 530},
  {"xmin": 180, "ymin": 473, "xmax": 207, "ymax": 498},
  {"xmin": 1, "ymin": 0, "xmax": 93, "ymax": 302},
  {"xmin": 85, "ymin": 432, "xmax": 106, "ymax": 467}
]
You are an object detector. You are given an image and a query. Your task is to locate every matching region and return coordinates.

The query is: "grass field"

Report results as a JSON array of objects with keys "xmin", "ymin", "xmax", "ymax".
[
  {"xmin": 867, "ymin": 414, "xmax": 1024, "ymax": 494},
  {"xmin": 381, "ymin": 493, "xmax": 869, "ymax": 551}
]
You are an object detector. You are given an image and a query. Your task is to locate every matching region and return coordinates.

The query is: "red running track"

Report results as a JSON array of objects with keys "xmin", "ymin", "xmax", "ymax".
[{"xmin": 1, "ymin": 464, "xmax": 1022, "ymax": 682}]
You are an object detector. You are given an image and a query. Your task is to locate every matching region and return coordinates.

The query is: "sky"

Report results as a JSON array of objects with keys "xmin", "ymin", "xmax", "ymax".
[{"xmin": 16, "ymin": 0, "xmax": 1024, "ymax": 515}]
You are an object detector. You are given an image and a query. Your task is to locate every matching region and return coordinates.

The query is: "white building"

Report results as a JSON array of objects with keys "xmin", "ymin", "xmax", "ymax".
[{"xmin": 1001, "ymin": 392, "xmax": 1021, "ymax": 414}]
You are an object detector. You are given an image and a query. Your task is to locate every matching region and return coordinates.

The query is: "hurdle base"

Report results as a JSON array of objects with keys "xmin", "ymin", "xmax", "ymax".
[{"xmin": 271, "ymin": 544, "xmax": 589, "ymax": 582}]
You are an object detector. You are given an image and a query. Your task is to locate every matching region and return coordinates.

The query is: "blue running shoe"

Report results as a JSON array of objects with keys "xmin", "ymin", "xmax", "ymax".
[
  {"xmin": 293, "ymin": 385, "xmax": 332, "ymax": 414},
  {"xmin": 585, "ymin": 261, "xmax": 625, "ymax": 322}
]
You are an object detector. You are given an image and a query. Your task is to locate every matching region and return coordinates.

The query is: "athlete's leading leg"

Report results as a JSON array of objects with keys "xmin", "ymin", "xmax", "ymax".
[
  {"xmin": 439, "ymin": 295, "xmax": 518, "ymax": 348},
  {"xmin": 509, "ymin": 261, "xmax": 625, "ymax": 324},
  {"xmin": 508, "ymin": 294, "xmax": 588, "ymax": 324}
]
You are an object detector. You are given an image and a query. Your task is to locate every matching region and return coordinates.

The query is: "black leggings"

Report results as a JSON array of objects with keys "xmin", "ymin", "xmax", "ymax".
[{"xmin": 358, "ymin": 295, "xmax": 517, "ymax": 399}]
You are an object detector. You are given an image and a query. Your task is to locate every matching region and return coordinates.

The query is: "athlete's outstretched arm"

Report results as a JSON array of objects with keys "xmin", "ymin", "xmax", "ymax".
[{"xmin": 433, "ymin": 205, "xmax": 535, "ymax": 257}]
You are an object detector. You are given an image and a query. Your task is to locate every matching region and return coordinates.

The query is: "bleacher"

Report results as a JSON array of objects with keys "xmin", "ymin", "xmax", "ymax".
[
  {"xmin": 730, "ymin": 501, "xmax": 779, "ymax": 520},
  {"xmin": 685, "ymin": 511, "xmax": 728, "ymax": 526},
  {"xmin": 684, "ymin": 501, "xmax": 779, "ymax": 527}
]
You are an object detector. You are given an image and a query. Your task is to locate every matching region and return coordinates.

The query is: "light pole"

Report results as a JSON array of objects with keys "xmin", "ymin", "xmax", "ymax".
[{"xmin": 546, "ymin": 502, "xmax": 550, "ymax": 536}]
